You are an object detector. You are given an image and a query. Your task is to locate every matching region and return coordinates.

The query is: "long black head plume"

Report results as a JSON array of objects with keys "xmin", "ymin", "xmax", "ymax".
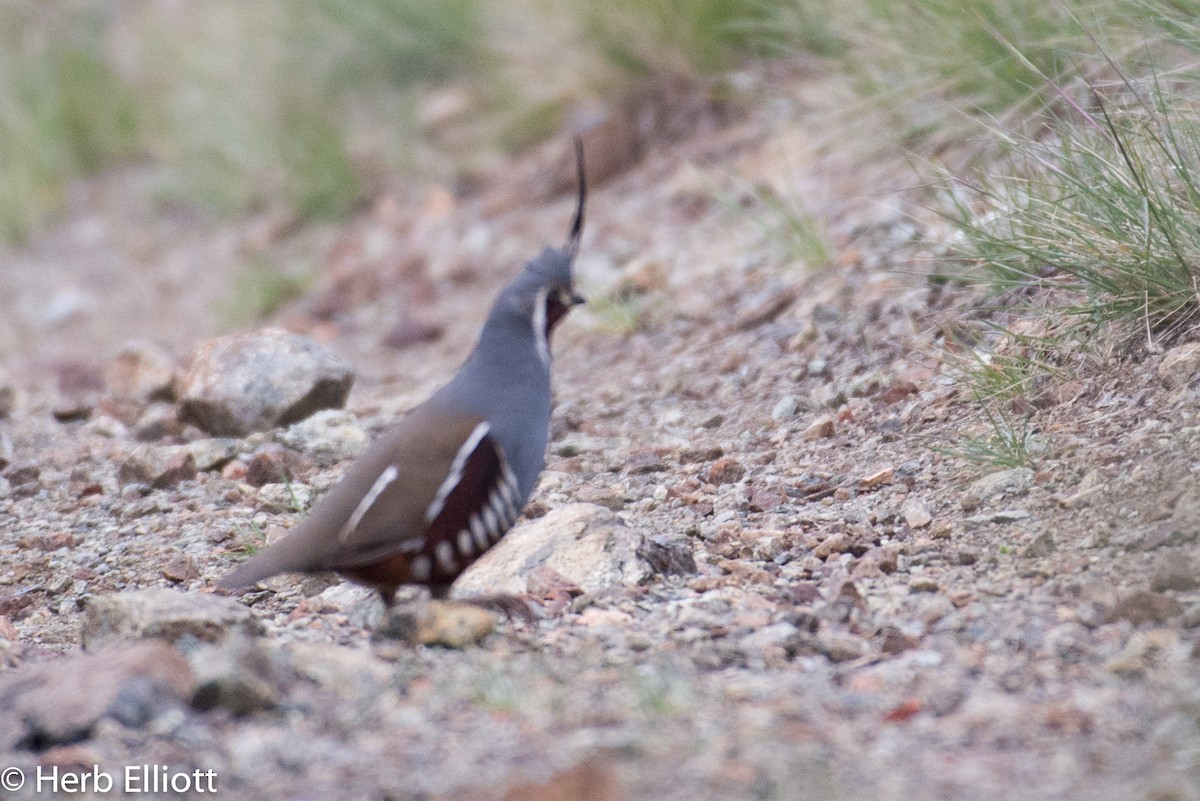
[{"xmin": 565, "ymin": 136, "xmax": 586, "ymax": 258}]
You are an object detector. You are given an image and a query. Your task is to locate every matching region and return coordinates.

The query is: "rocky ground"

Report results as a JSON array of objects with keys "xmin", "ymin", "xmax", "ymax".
[{"xmin": 1, "ymin": 74, "xmax": 1199, "ymax": 801}]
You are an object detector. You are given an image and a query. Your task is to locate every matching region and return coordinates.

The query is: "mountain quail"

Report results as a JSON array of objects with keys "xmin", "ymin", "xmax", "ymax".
[{"xmin": 218, "ymin": 142, "xmax": 587, "ymax": 609}]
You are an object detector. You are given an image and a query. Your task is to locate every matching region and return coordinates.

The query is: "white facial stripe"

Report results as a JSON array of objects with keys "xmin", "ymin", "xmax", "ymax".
[
  {"xmin": 532, "ymin": 287, "xmax": 550, "ymax": 367},
  {"xmin": 410, "ymin": 555, "xmax": 432, "ymax": 582},
  {"xmin": 425, "ymin": 422, "xmax": 492, "ymax": 523},
  {"xmin": 340, "ymin": 464, "xmax": 399, "ymax": 542},
  {"xmin": 435, "ymin": 540, "xmax": 457, "ymax": 573}
]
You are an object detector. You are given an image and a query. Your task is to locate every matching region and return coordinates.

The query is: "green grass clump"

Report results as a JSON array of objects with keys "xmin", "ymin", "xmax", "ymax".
[
  {"xmin": 136, "ymin": 3, "xmax": 395, "ymax": 221},
  {"xmin": 773, "ymin": 0, "xmax": 1149, "ymax": 154},
  {"xmin": 0, "ymin": 0, "xmax": 815, "ymax": 243},
  {"xmin": 0, "ymin": 0, "xmax": 491, "ymax": 242},
  {"xmin": 233, "ymin": 518, "xmax": 269, "ymax": 557},
  {"xmin": 935, "ymin": 328, "xmax": 1061, "ymax": 470},
  {"xmin": 220, "ymin": 257, "xmax": 314, "ymax": 328},
  {"xmin": 954, "ymin": 407, "xmax": 1041, "ymax": 470},
  {"xmin": 51, "ymin": 47, "xmax": 141, "ymax": 173},
  {"xmin": 949, "ymin": 82, "xmax": 1200, "ymax": 342},
  {"xmin": 308, "ymin": 0, "xmax": 487, "ymax": 85},
  {"xmin": 0, "ymin": 27, "xmax": 141, "ymax": 241},
  {"xmin": 587, "ymin": 288, "xmax": 652, "ymax": 335},
  {"xmin": 277, "ymin": 98, "xmax": 363, "ymax": 221},
  {"xmin": 877, "ymin": 2, "xmax": 1200, "ymax": 463},
  {"xmin": 854, "ymin": 0, "xmax": 1106, "ymax": 113},
  {"xmin": 728, "ymin": 179, "xmax": 831, "ymax": 272},
  {"xmin": 582, "ymin": 0, "xmax": 789, "ymax": 77}
]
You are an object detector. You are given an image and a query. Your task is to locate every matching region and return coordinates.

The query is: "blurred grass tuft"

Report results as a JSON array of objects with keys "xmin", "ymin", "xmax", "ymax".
[{"xmin": 0, "ymin": 0, "xmax": 797, "ymax": 243}]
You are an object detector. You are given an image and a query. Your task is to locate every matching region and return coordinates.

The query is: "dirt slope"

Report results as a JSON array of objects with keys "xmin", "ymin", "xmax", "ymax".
[{"xmin": 0, "ymin": 77, "xmax": 1197, "ymax": 801}]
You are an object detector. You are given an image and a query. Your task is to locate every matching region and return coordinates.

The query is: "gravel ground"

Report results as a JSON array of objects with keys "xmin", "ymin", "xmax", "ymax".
[{"xmin": 1, "ymin": 75, "xmax": 1199, "ymax": 801}]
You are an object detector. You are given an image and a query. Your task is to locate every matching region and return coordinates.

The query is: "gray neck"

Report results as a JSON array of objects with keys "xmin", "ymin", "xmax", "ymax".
[
  {"xmin": 446, "ymin": 313, "xmax": 551, "ymax": 500},
  {"xmin": 468, "ymin": 310, "xmax": 549, "ymax": 379}
]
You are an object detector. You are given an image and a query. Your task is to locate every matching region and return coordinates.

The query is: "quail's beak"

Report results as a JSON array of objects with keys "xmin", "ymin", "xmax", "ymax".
[{"xmin": 558, "ymin": 287, "xmax": 585, "ymax": 307}]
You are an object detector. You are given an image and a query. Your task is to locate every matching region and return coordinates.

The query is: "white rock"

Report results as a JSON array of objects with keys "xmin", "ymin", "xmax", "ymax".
[
  {"xmin": 771, "ymin": 395, "xmax": 799, "ymax": 421},
  {"xmin": 961, "ymin": 467, "xmax": 1034, "ymax": 509},
  {"xmin": 902, "ymin": 498, "xmax": 933, "ymax": 529},
  {"xmin": 276, "ymin": 409, "xmax": 369, "ymax": 467},
  {"xmin": 454, "ymin": 503, "xmax": 653, "ymax": 596}
]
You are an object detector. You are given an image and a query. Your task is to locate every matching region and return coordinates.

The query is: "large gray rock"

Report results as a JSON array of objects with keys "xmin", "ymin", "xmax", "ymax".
[
  {"xmin": 455, "ymin": 503, "xmax": 663, "ymax": 596},
  {"xmin": 961, "ymin": 467, "xmax": 1034, "ymax": 510},
  {"xmin": 82, "ymin": 588, "xmax": 263, "ymax": 650},
  {"xmin": 177, "ymin": 328, "xmax": 354, "ymax": 436},
  {"xmin": 0, "ymin": 640, "xmax": 193, "ymax": 749}
]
